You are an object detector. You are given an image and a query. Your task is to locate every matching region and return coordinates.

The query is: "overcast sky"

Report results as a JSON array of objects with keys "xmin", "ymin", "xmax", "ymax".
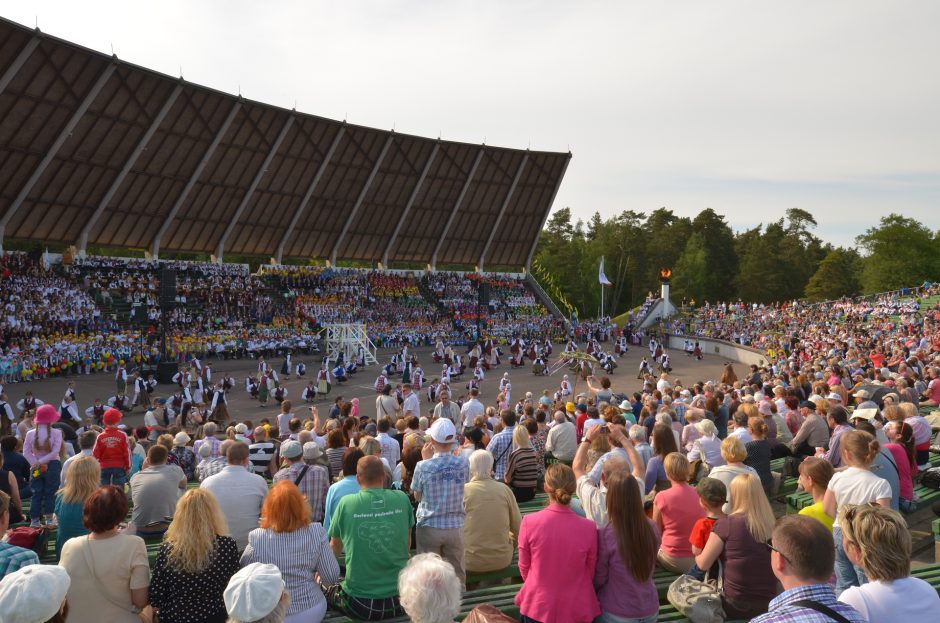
[{"xmin": 4, "ymin": 1, "xmax": 938, "ymax": 247}]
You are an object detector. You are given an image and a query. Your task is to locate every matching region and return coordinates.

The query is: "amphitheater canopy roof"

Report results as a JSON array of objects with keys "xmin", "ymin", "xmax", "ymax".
[{"xmin": 0, "ymin": 17, "xmax": 570, "ymax": 268}]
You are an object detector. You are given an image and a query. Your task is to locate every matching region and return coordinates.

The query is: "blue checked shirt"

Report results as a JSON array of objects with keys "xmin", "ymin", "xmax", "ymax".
[
  {"xmin": 486, "ymin": 425, "xmax": 515, "ymax": 480},
  {"xmin": 750, "ymin": 584, "xmax": 866, "ymax": 623},
  {"xmin": 412, "ymin": 452, "xmax": 469, "ymax": 529},
  {"xmin": 0, "ymin": 543, "xmax": 39, "ymax": 580}
]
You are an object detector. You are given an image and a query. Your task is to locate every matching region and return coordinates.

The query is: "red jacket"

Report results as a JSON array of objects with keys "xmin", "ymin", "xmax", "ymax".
[{"xmin": 93, "ymin": 427, "xmax": 131, "ymax": 471}]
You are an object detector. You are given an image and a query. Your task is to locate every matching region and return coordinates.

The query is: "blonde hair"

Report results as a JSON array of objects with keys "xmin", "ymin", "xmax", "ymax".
[
  {"xmin": 736, "ymin": 403, "xmax": 758, "ymax": 419},
  {"xmin": 664, "ymin": 452, "xmax": 690, "ymax": 481},
  {"xmin": 358, "ymin": 435, "xmax": 381, "ymax": 457},
  {"xmin": 729, "ymin": 473, "xmax": 775, "ymax": 543},
  {"xmin": 164, "ymin": 489, "xmax": 230, "ymax": 574},
  {"xmin": 720, "ymin": 436, "xmax": 748, "ymax": 463},
  {"xmin": 696, "ymin": 419, "xmax": 717, "ymax": 437},
  {"xmin": 839, "ymin": 504, "xmax": 911, "ymax": 581},
  {"xmin": 59, "ymin": 456, "xmax": 100, "ymax": 505},
  {"xmin": 841, "ymin": 429, "xmax": 879, "ymax": 466},
  {"xmin": 898, "ymin": 402, "xmax": 918, "ymax": 420},
  {"xmin": 512, "ymin": 424, "xmax": 531, "ymax": 449},
  {"xmin": 545, "ymin": 463, "xmax": 576, "ymax": 505}
]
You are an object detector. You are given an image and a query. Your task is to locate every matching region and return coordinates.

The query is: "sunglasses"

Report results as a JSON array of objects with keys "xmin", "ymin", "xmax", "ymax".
[{"xmin": 765, "ymin": 542, "xmax": 790, "ymax": 563}]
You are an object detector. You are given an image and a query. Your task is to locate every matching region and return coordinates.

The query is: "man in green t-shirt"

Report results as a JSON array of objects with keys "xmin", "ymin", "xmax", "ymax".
[{"xmin": 324, "ymin": 455, "xmax": 414, "ymax": 621}]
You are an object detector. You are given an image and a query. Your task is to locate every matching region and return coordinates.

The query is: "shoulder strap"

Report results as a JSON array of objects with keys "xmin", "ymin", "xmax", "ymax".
[
  {"xmin": 79, "ymin": 536, "xmax": 139, "ymax": 614},
  {"xmin": 294, "ymin": 464, "xmax": 310, "ymax": 486},
  {"xmin": 790, "ymin": 599, "xmax": 854, "ymax": 623}
]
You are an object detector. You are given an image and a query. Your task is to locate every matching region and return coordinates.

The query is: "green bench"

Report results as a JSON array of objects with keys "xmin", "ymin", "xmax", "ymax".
[
  {"xmin": 911, "ymin": 562, "xmax": 940, "ymax": 594},
  {"xmin": 322, "ymin": 583, "xmax": 522, "ymax": 623}
]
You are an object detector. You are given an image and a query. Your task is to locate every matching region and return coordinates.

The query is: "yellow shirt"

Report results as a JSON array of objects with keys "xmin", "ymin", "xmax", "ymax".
[{"xmin": 799, "ymin": 501, "xmax": 834, "ymax": 532}]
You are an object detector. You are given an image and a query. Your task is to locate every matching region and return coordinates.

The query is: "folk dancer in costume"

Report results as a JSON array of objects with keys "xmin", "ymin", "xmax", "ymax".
[
  {"xmin": 85, "ymin": 399, "xmax": 107, "ymax": 426},
  {"xmin": 281, "ymin": 352, "xmax": 292, "ymax": 380},
  {"xmin": 257, "ymin": 373, "xmax": 272, "ymax": 406},
  {"xmin": 467, "ymin": 344, "xmax": 481, "ymax": 370},
  {"xmin": 532, "ymin": 354, "xmax": 547, "ymax": 376},
  {"xmin": 190, "ymin": 372, "xmax": 205, "ymax": 405},
  {"xmin": 447, "ymin": 361, "xmax": 461, "ymax": 381},
  {"xmin": 107, "ymin": 392, "xmax": 131, "ymax": 413},
  {"xmin": 542, "ymin": 337, "xmax": 553, "ymax": 357},
  {"xmin": 498, "ymin": 372, "xmax": 512, "ymax": 404},
  {"xmin": 692, "ymin": 341, "xmax": 703, "ymax": 360},
  {"xmin": 510, "ymin": 336, "xmax": 524, "ymax": 360},
  {"xmin": 131, "ymin": 373, "xmax": 147, "ymax": 410},
  {"xmin": 401, "ymin": 358, "xmax": 412, "ymax": 385},
  {"xmin": 659, "ymin": 351, "xmax": 671, "ymax": 373},
  {"xmin": 637, "ymin": 356, "xmax": 652, "ymax": 379},
  {"xmin": 210, "ymin": 383, "xmax": 229, "ymax": 422},
  {"xmin": 202, "ymin": 361, "xmax": 213, "ymax": 385},
  {"xmin": 684, "ymin": 340, "xmax": 694, "ymax": 356},
  {"xmin": 301, "ymin": 381, "xmax": 317, "ymax": 403},
  {"xmin": 510, "ymin": 346, "xmax": 525, "ymax": 368},
  {"xmin": 269, "ymin": 368, "xmax": 280, "ymax": 388},
  {"xmin": 433, "ymin": 339, "xmax": 446, "ymax": 363},
  {"xmin": 559, "ymin": 374, "xmax": 573, "ymax": 398},
  {"xmin": 221, "ymin": 372, "xmax": 234, "ymax": 392},
  {"xmin": 246, "ymin": 376, "xmax": 260, "ymax": 399},
  {"xmin": 60, "ymin": 395, "xmax": 81, "ymax": 424},
  {"xmin": 296, "ymin": 361, "xmax": 307, "ymax": 378},
  {"xmin": 440, "ymin": 366, "xmax": 451, "ymax": 387},
  {"xmin": 468, "ymin": 364, "xmax": 485, "ymax": 391},
  {"xmin": 615, "ymin": 334, "xmax": 628, "ymax": 355},
  {"xmin": 426, "ymin": 379, "xmax": 439, "ymax": 403},
  {"xmin": 272, "ymin": 385, "xmax": 288, "ymax": 405},
  {"xmin": 0, "ymin": 394, "xmax": 15, "ymax": 437},
  {"xmin": 411, "ymin": 364, "xmax": 424, "ymax": 391},
  {"xmin": 172, "ymin": 368, "xmax": 190, "ymax": 392},
  {"xmin": 332, "ymin": 361, "xmax": 348, "ymax": 384},
  {"xmin": 63, "ymin": 381, "xmax": 77, "ymax": 405},
  {"xmin": 564, "ymin": 338, "xmax": 577, "ymax": 353},
  {"xmin": 648, "ymin": 338, "xmax": 657, "ymax": 357},
  {"xmin": 257, "ymin": 356, "xmax": 268, "ymax": 375},
  {"xmin": 375, "ymin": 372, "xmax": 389, "ymax": 394},
  {"xmin": 317, "ymin": 364, "xmax": 331, "ymax": 396},
  {"xmin": 115, "ymin": 363, "xmax": 128, "ymax": 394}
]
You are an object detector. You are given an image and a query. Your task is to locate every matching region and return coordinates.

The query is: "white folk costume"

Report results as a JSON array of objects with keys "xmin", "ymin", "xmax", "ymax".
[
  {"xmin": 375, "ymin": 373, "xmax": 388, "ymax": 393},
  {"xmin": 85, "ymin": 402, "xmax": 107, "ymax": 424},
  {"xmin": 60, "ymin": 399, "xmax": 81, "ymax": 423},
  {"xmin": 272, "ymin": 385, "xmax": 288, "ymax": 404},
  {"xmin": 296, "ymin": 362, "xmax": 307, "ymax": 377},
  {"xmin": 412, "ymin": 366, "xmax": 424, "ymax": 391},
  {"xmin": 559, "ymin": 375, "xmax": 572, "ymax": 397},
  {"xmin": 108, "ymin": 393, "xmax": 131, "ymax": 412},
  {"xmin": 210, "ymin": 386, "xmax": 229, "ymax": 422},
  {"xmin": 302, "ymin": 383, "xmax": 317, "ymax": 402},
  {"xmin": 281, "ymin": 354, "xmax": 292, "ymax": 379},
  {"xmin": 499, "ymin": 373, "xmax": 512, "ymax": 403},
  {"xmin": 317, "ymin": 366, "xmax": 331, "ymax": 395}
]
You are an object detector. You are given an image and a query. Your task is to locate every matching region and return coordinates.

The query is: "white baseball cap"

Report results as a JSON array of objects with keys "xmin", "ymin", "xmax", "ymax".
[
  {"xmin": 224, "ymin": 563, "xmax": 285, "ymax": 622},
  {"xmin": 428, "ymin": 418, "xmax": 457, "ymax": 443},
  {"xmin": 0, "ymin": 565, "xmax": 71, "ymax": 623}
]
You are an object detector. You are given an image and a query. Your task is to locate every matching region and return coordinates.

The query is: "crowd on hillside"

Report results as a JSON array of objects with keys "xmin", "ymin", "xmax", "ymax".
[{"xmin": 4, "ymin": 299, "xmax": 940, "ymax": 622}]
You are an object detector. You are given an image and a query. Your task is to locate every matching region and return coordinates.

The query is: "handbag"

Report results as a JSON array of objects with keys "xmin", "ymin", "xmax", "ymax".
[{"xmin": 667, "ymin": 574, "xmax": 726, "ymax": 623}]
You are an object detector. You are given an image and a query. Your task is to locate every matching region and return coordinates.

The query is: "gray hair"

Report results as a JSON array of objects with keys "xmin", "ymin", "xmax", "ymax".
[
  {"xmin": 398, "ymin": 553, "xmax": 462, "ymax": 623},
  {"xmin": 696, "ymin": 419, "xmax": 717, "ymax": 437},
  {"xmin": 628, "ymin": 424, "xmax": 647, "ymax": 443},
  {"xmin": 468, "ymin": 449, "xmax": 493, "ymax": 480},
  {"xmin": 553, "ymin": 410, "xmax": 566, "ymax": 423}
]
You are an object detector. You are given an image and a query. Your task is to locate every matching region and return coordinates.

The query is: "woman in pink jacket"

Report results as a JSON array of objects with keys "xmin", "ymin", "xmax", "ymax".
[
  {"xmin": 23, "ymin": 404, "xmax": 64, "ymax": 527},
  {"xmin": 515, "ymin": 463, "xmax": 600, "ymax": 623}
]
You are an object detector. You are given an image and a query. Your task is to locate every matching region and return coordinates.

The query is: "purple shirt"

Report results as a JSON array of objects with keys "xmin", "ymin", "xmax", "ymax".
[{"xmin": 594, "ymin": 521, "xmax": 660, "ymax": 619}]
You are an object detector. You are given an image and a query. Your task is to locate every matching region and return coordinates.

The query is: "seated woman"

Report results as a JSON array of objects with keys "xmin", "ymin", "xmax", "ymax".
[
  {"xmin": 59, "ymin": 485, "xmax": 150, "ymax": 623},
  {"xmin": 694, "ymin": 473, "xmax": 778, "ymax": 619},
  {"xmin": 797, "ymin": 457, "xmax": 835, "ymax": 531},
  {"xmin": 504, "ymin": 424, "xmax": 539, "ymax": 503},
  {"xmin": 464, "ymin": 450, "xmax": 522, "ymax": 574},
  {"xmin": 838, "ymin": 504, "xmax": 940, "ymax": 622},
  {"xmin": 595, "ymin": 471, "xmax": 660, "ymax": 623},
  {"xmin": 149, "ymin": 489, "xmax": 240, "ymax": 623},
  {"xmin": 242, "ymin": 480, "xmax": 340, "ymax": 623},
  {"xmin": 744, "ymin": 417, "xmax": 774, "ymax": 494},
  {"xmin": 515, "ymin": 464, "xmax": 600, "ymax": 623},
  {"xmin": 652, "ymin": 453, "xmax": 704, "ymax": 574},
  {"xmin": 687, "ymin": 419, "xmax": 725, "ymax": 468},
  {"xmin": 54, "ymin": 455, "xmax": 100, "ymax": 558},
  {"xmin": 707, "ymin": 436, "xmax": 759, "ymax": 513}
]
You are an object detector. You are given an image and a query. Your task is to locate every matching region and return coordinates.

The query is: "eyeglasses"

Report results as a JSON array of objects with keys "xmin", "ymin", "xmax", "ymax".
[{"xmin": 766, "ymin": 541, "xmax": 790, "ymax": 563}]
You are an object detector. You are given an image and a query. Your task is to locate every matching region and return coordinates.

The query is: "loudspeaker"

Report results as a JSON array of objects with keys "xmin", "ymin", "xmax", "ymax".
[
  {"xmin": 160, "ymin": 269, "xmax": 177, "ymax": 308},
  {"xmin": 478, "ymin": 282, "xmax": 490, "ymax": 306},
  {"xmin": 157, "ymin": 361, "xmax": 177, "ymax": 384}
]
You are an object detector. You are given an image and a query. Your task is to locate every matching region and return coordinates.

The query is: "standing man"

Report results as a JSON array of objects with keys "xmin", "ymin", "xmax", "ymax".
[
  {"xmin": 376, "ymin": 418, "xmax": 400, "ymax": 469},
  {"xmin": 325, "ymin": 455, "xmax": 414, "ymax": 621},
  {"xmin": 460, "ymin": 387, "xmax": 485, "ymax": 433},
  {"xmin": 486, "ymin": 410, "xmax": 517, "ymax": 480},
  {"xmin": 411, "ymin": 419, "xmax": 469, "ymax": 589},
  {"xmin": 401, "ymin": 384, "xmax": 420, "ymax": 422},
  {"xmin": 201, "ymin": 443, "xmax": 268, "ymax": 550},
  {"xmin": 432, "ymin": 389, "xmax": 460, "ymax": 429}
]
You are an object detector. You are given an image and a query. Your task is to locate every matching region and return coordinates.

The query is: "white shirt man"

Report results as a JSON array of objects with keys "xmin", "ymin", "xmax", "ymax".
[
  {"xmin": 460, "ymin": 389, "xmax": 485, "ymax": 429},
  {"xmin": 201, "ymin": 443, "xmax": 268, "ymax": 550},
  {"xmin": 401, "ymin": 384, "xmax": 420, "ymax": 420},
  {"xmin": 545, "ymin": 412, "xmax": 577, "ymax": 462}
]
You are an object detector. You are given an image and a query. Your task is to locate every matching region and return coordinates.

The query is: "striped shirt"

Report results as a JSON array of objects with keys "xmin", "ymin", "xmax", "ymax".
[
  {"xmin": 505, "ymin": 447, "xmax": 539, "ymax": 489},
  {"xmin": 248, "ymin": 441, "xmax": 277, "ymax": 475},
  {"xmin": 241, "ymin": 524, "xmax": 340, "ymax": 617},
  {"xmin": 273, "ymin": 462, "xmax": 330, "ymax": 523}
]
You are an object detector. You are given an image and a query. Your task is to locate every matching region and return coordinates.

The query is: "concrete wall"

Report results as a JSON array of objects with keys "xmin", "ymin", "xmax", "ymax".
[{"xmin": 665, "ymin": 334, "xmax": 768, "ymax": 367}]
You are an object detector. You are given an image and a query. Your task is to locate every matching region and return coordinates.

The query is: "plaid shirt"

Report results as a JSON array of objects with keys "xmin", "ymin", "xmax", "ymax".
[
  {"xmin": 0, "ymin": 543, "xmax": 39, "ymax": 580},
  {"xmin": 274, "ymin": 462, "xmax": 330, "ymax": 523},
  {"xmin": 486, "ymin": 425, "xmax": 515, "ymax": 480},
  {"xmin": 412, "ymin": 452, "xmax": 469, "ymax": 529},
  {"xmin": 197, "ymin": 456, "xmax": 227, "ymax": 481},
  {"xmin": 750, "ymin": 584, "xmax": 867, "ymax": 623}
]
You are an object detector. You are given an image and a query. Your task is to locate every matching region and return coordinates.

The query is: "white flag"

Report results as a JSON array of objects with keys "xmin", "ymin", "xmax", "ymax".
[{"xmin": 598, "ymin": 256, "xmax": 612, "ymax": 286}]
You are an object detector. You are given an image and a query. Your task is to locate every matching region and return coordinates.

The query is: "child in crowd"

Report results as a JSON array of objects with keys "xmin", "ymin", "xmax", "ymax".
[
  {"xmin": 686, "ymin": 477, "xmax": 726, "ymax": 581},
  {"xmin": 797, "ymin": 456, "xmax": 835, "ymax": 531}
]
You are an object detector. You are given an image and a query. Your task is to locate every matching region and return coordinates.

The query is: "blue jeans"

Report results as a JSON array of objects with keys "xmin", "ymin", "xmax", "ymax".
[
  {"xmin": 30, "ymin": 460, "xmax": 61, "ymax": 519},
  {"xmin": 596, "ymin": 613, "xmax": 658, "ymax": 623},
  {"xmin": 833, "ymin": 525, "xmax": 867, "ymax": 594},
  {"xmin": 101, "ymin": 467, "xmax": 127, "ymax": 488}
]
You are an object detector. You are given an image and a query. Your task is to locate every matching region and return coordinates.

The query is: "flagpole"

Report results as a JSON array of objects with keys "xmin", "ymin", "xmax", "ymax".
[{"xmin": 600, "ymin": 256, "xmax": 604, "ymax": 319}]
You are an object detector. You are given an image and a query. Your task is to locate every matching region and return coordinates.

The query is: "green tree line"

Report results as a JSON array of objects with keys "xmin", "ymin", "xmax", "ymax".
[{"xmin": 532, "ymin": 209, "xmax": 940, "ymax": 318}]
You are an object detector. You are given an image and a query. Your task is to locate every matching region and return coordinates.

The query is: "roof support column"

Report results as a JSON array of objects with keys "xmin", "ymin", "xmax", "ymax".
[
  {"xmin": 0, "ymin": 32, "xmax": 41, "ymax": 97},
  {"xmin": 274, "ymin": 125, "xmax": 345, "ymax": 264},
  {"xmin": 330, "ymin": 133, "xmax": 395, "ymax": 265},
  {"xmin": 150, "ymin": 99, "xmax": 241, "ymax": 259},
  {"xmin": 77, "ymin": 82, "xmax": 183, "ymax": 254},
  {"xmin": 214, "ymin": 114, "xmax": 295, "ymax": 261},
  {"xmin": 524, "ymin": 153, "xmax": 571, "ymax": 272},
  {"xmin": 382, "ymin": 141, "xmax": 438, "ymax": 267},
  {"xmin": 478, "ymin": 152, "xmax": 528, "ymax": 273},
  {"xmin": 431, "ymin": 147, "xmax": 485, "ymax": 271},
  {"xmin": 0, "ymin": 61, "xmax": 116, "ymax": 252}
]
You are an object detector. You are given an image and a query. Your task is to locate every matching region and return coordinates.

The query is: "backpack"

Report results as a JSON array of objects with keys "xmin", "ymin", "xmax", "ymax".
[
  {"xmin": 921, "ymin": 467, "xmax": 940, "ymax": 491},
  {"xmin": 6, "ymin": 526, "xmax": 50, "ymax": 555}
]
